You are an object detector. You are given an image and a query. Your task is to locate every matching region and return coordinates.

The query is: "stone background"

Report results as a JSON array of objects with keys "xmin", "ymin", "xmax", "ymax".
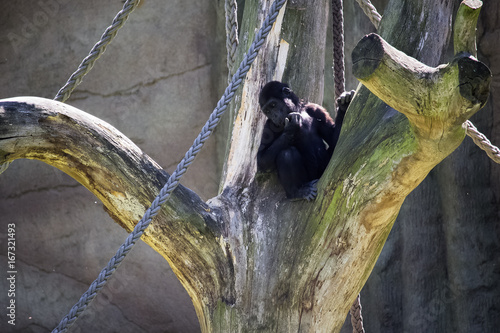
[{"xmin": 0, "ymin": 1, "xmax": 499, "ymax": 332}]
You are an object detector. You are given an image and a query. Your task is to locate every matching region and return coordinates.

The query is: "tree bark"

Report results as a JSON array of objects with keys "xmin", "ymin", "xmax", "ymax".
[{"xmin": 0, "ymin": 0, "xmax": 491, "ymax": 332}]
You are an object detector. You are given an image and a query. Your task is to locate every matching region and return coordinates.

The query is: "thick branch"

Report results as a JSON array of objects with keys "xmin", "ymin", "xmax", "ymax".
[
  {"xmin": 352, "ymin": 33, "xmax": 491, "ymax": 131},
  {"xmin": 0, "ymin": 97, "xmax": 230, "ymax": 323},
  {"xmin": 454, "ymin": 0, "xmax": 482, "ymax": 56},
  {"xmin": 341, "ymin": 1, "xmax": 491, "ymax": 259}
]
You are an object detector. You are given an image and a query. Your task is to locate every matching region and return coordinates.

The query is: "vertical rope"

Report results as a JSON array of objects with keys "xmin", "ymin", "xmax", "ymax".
[
  {"xmin": 333, "ymin": 1, "xmax": 365, "ymax": 331},
  {"xmin": 225, "ymin": 0, "xmax": 239, "ymax": 78},
  {"xmin": 332, "ymin": 0, "xmax": 345, "ymax": 102}
]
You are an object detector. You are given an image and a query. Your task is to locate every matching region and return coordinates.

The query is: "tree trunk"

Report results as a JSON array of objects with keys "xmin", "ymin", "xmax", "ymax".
[{"xmin": 0, "ymin": 0, "xmax": 491, "ymax": 332}]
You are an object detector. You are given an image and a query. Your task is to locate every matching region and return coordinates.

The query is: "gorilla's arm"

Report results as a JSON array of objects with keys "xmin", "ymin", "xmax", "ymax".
[
  {"xmin": 330, "ymin": 90, "xmax": 355, "ymax": 153},
  {"xmin": 304, "ymin": 103, "xmax": 336, "ymax": 155},
  {"xmin": 257, "ymin": 120, "xmax": 292, "ymax": 171}
]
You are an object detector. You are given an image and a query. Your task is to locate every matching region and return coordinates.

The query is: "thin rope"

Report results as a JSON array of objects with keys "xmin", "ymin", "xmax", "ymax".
[
  {"xmin": 2, "ymin": 0, "xmax": 142, "ymax": 174},
  {"xmin": 225, "ymin": 0, "xmax": 239, "ymax": 78},
  {"xmin": 51, "ymin": 1, "xmax": 287, "ymax": 332},
  {"xmin": 332, "ymin": 0, "xmax": 345, "ymax": 101},
  {"xmin": 333, "ymin": 0, "xmax": 365, "ymax": 331},
  {"xmin": 465, "ymin": 120, "xmax": 500, "ymax": 164},
  {"xmin": 53, "ymin": 0, "xmax": 142, "ymax": 103},
  {"xmin": 355, "ymin": 0, "xmax": 381, "ymax": 29}
]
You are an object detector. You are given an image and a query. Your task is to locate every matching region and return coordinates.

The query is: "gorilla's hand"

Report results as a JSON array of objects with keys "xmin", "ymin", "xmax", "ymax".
[
  {"xmin": 337, "ymin": 90, "xmax": 355, "ymax": 115},
  {"xmin": 284, "ymin": 112, "xmax": 302, "ymax": 131}
]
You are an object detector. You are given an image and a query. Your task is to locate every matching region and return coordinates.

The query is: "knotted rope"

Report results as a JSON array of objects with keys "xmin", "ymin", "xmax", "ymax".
[
  {"xmin": 225, "ymin": 0, "xmax": 239, "ymax": 77},
  {"xmin": 52, "ymin": 1, "xmax": 287, "ymax": 332},
  {"xmin": 54, "ymin": 0, "xmax": 142, "ymax": 103}
]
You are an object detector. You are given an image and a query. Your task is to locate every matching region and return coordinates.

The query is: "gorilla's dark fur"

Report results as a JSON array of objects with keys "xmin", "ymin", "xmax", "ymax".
[{"xmin": 257, "ymin": 81, "xmax": 352, "ymax": 200}]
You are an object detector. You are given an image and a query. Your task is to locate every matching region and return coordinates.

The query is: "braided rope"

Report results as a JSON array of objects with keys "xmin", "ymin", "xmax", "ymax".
[
  {"xmin": 466, "ymin": 120, "xmax": 500, "ymax": 164},
  {"xmin": 350, "ymin": 294, "xmax": 366, "ymax": 333},
  {"xmin": 355, "ymin": 0, "xmax": 382, "ymax": 29},
  {"xmin": 333, "ymin": 1, "xmax": 364, "ymax": 331},
  {"xmin": 225, "ymin": 0, "xmax": 239, "ymax": 76},
  {"xmin": 53, "ymin": 0, "xmax": 141, "ymax": 103},
  {"xmin": 52, "ymin": 1, "xmax": 287, "ymax": 332},
  {"xmin": 332, "ymin": 0, "xmax": 345, "ymax": 101}
]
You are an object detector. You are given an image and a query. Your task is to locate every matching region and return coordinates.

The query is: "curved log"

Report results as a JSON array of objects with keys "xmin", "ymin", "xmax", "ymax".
[
  {"xmin": 0, "ymin": 97, "xmax": 230, "ymax": 328},
  {"xmin": 352, "ymin": 33, "xmax": 491, "ymax": 130}
]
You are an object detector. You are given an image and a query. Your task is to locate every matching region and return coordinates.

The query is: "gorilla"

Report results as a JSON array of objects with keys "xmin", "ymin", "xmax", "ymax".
[{"xmin": 257, "ymin": 81, "xmax": 353, "ymax": 200}]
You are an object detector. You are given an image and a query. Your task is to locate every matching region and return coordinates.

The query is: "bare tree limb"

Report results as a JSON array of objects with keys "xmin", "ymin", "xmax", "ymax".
[
  {"xmin": 352, "ymin": 33, "xmax": 490, "ymax": 129},
  {"xmin": 0, "ymin": 97, "xmax": 231, "ymax": 322}
]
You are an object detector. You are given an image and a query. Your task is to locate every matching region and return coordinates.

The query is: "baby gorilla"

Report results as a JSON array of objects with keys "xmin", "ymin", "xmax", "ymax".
[{"xmin": 257, "ymin": 81, "xmax": 353, "ymax": 201}]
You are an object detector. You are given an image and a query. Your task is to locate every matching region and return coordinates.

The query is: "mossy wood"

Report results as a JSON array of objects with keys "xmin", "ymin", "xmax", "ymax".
[{"xmin": 0, "ymin": 0, "xmax": 490, "ymax": 332}]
